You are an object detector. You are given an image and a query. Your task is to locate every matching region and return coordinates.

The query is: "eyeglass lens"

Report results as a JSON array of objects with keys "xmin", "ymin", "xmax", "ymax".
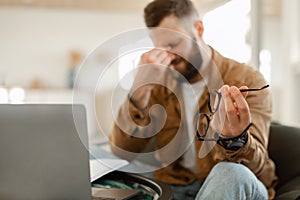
[
  {"xmin": 197, "ymin": 114, "xmax": 209, "ymax": 138},
  {"xmin": 209, "ymin": 90, "xmax": 220, "ymax": 113}
]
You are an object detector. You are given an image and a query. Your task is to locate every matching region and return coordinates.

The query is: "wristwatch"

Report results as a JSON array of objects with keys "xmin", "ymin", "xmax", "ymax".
[{"xmin": 217, "ymin": 123, "xmax": 252, "ymax": 151}]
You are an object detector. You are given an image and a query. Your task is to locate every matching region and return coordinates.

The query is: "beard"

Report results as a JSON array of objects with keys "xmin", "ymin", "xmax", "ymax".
[{"xmin": 171, "ymin": 43, "xmax": 203, "ymax": 82}]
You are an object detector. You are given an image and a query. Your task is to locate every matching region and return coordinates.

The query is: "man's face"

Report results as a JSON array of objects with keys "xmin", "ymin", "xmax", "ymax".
[{"xmin": 149, "ymin": 15, "xmax": 203, "ymax": 82}]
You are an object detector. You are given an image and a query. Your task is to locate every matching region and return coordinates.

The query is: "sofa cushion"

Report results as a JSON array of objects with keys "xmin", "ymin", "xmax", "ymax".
[
  {"xmin": 269, "ymin": 123, "xmax": 300, "ymax": 189},
  {"xmin": 274, "ymin": 176, "xmax": 300, "ymax": 200}
]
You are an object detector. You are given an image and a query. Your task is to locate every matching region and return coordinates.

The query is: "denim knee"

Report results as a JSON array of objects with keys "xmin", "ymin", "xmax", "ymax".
[
  {"xmin": 210, "ymin": 162, "xmax": 256, "ymax": 184},
  {"xmin": 195, "ymin": 162, "xmax": 268, "ymax": 200}
]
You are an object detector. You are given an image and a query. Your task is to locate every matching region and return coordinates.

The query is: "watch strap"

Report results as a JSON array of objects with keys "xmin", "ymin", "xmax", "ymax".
[{"xmin": 217, "ymin": 123, "xmax": 252, "ymax": 151}]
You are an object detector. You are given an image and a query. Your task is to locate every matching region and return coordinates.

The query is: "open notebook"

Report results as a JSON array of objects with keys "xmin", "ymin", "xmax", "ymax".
[{"xmin": 89, "ymin": 158, "xmax": 129, "ymax": 182}]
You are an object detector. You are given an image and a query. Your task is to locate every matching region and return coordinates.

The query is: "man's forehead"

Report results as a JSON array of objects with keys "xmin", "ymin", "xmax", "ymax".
[
  {"xmin": 148, "ymin": 28, "xmax": 189, "ymax": 46},
  {"xmin": 149, "ymin": 28, "xmax": 177, "ymax": 39},
  {"xmin": 148, "ymin": 15, "xmax": 191, "ymax": 44},
  {"xmin": 158, "ymin": 14, "xmax": 182, "ymax": 30}
]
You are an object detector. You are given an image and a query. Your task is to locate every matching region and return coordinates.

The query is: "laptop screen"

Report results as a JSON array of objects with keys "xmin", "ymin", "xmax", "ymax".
[{"xmin": 0, "ymin": 104, "xmax": 92, "ymax": 200}]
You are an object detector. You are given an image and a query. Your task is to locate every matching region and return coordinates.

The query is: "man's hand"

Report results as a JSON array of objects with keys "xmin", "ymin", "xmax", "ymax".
[
  {"xmin": 129, "ymin": 48, "xmax": 175, "ymax": 109},
  {"xmin": 211, "ymin": 85, "xmax": 251, "ymax": 138}
]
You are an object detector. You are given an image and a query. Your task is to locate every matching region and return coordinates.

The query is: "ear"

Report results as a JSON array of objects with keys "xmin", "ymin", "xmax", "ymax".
[{"xmin": 194, "ymin": 20, "xmax": 204, "ymax": 38}]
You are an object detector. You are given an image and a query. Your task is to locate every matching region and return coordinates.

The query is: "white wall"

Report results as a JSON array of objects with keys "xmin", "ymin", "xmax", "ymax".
[
  {"xmin": 280, "ymin": 0, "xmax": 300, "ymax": 126},
  {"xmin": 261, "ymin": 16, "xmax": 282, "ymax": 123},
  {"xmin": 261, "ymin": 0, "xmax": 300, "ymax": 126},
  {"xmin": 0, "ymin": 6, "xmax": 145, "ymax": 143},
  {"xmin": 0, "ymin": 7, "xmax": 144, "ymax": 88}
]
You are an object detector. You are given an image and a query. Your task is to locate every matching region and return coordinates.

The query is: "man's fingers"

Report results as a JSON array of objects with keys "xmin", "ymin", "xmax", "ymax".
[
  {"xmin": 222, "ymin": 86, "xmax": 240, "ymax": 135},
  {"xmin": 161, "ymin": 56, "xmax": 173, "ymax": 66},
  {"xmin": 239, "ymin": 85, "xmax": 248, "ymax": 98},
  {"xmin": 147, "ymin": 48, "xmax": 167, "ymax": 62},
  {"xmin": 148, "ymin": 48, "xmax": 163, "ymax": 59},
  {"xmin": 230, "ymin": 86, "xmax": 251, "ymax": 126},
  {"xmin": 155, "ymin": 51, "xmax": 169, "ymax": 64},
  {"xmin": 212, "ymin": 85, "xmax": 252, "ymax": 137}
]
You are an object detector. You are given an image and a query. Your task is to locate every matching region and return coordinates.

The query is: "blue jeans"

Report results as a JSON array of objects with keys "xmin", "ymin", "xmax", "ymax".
[
  {"xmin": 171, "ymin": 180, "xmax": 201, "ymax": 200},
  {"xmin": 171, "ymin": 162, "xmax": 268, "ymax": 200}
]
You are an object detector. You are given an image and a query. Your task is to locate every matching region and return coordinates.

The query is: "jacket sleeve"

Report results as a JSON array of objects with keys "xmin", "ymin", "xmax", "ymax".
[{"xmin": 109, "ymin": 88, "xmax": 165, "ymax": 160}]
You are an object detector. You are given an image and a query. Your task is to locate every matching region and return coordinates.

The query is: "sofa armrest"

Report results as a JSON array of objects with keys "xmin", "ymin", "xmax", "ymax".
[
  {"xmin": 275, "ymin": 176, "xmax": 300, "ymax": 200},
  {"xmin": 269, "ymin": 123, "xmax": 300, "ymax": 188}
]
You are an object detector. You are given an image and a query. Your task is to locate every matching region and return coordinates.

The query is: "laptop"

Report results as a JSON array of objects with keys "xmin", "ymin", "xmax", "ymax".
[{"xmin": 0, "ymin": 104, "xmax": 92, "ymax": 200}]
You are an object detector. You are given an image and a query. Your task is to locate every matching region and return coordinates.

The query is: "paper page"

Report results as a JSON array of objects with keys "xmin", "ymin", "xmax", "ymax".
[{"xmin": 89, "ymin": 158, "xmax": 129, "ymax": 182}]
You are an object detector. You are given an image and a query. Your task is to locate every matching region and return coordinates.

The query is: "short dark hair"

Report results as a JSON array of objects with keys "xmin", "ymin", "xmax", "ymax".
[{"xmin": 144, "ymin": 0, "xmax": 199, "ymax": 27}]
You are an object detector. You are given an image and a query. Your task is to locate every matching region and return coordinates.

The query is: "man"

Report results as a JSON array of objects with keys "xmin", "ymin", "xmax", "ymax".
[{"xmin": 110, "ymin": 0, "xmax": 278, "ymax": 199}]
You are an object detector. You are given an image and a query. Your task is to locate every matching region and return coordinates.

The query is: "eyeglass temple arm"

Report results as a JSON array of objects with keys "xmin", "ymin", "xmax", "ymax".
[{"xmin": 239, "ymin": 84, "xmax": 269, "ymax": 92}]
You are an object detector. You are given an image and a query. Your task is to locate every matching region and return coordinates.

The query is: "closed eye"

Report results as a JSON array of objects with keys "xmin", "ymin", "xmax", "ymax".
[{"xmin": 168, "ymin": 39, "xmax": 182, "ymax": 49}]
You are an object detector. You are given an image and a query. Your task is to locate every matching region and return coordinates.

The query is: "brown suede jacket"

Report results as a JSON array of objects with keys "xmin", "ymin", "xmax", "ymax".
[{"xmin": 110, "ymin": 48, "xmax": 278, "ymax": 199}]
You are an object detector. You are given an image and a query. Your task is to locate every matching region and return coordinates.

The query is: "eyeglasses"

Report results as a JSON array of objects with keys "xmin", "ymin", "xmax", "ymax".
[{"xmin": 196, "ymin": 84, "xmax": 269, "ymax": 141}]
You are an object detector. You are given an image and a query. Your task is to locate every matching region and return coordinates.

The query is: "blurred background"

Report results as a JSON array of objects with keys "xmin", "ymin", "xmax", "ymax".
[{"xmin": 0, "ymin": 0, "xmax": 299, "ymax": 143}]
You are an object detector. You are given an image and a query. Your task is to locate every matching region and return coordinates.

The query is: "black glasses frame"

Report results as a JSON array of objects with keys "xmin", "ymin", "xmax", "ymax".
[
  {"xmin": 196, "ymin": 85, "xmax": 269, "ymax": 141},
  {"xmin": 196, "ymin": 89, "xmax": 222, "ymax": 141}
]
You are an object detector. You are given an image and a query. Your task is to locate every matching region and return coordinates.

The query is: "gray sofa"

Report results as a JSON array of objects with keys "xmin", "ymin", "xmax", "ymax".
[{"xmin": 269, "ymin": 123, "xmax": 300, "ymax": 199}]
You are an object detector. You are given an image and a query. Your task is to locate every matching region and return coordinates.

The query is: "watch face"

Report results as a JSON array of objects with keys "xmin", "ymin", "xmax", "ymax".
[{"xmin": 217, "ymin": 130, "xmax": 248, "ymax": 151}]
